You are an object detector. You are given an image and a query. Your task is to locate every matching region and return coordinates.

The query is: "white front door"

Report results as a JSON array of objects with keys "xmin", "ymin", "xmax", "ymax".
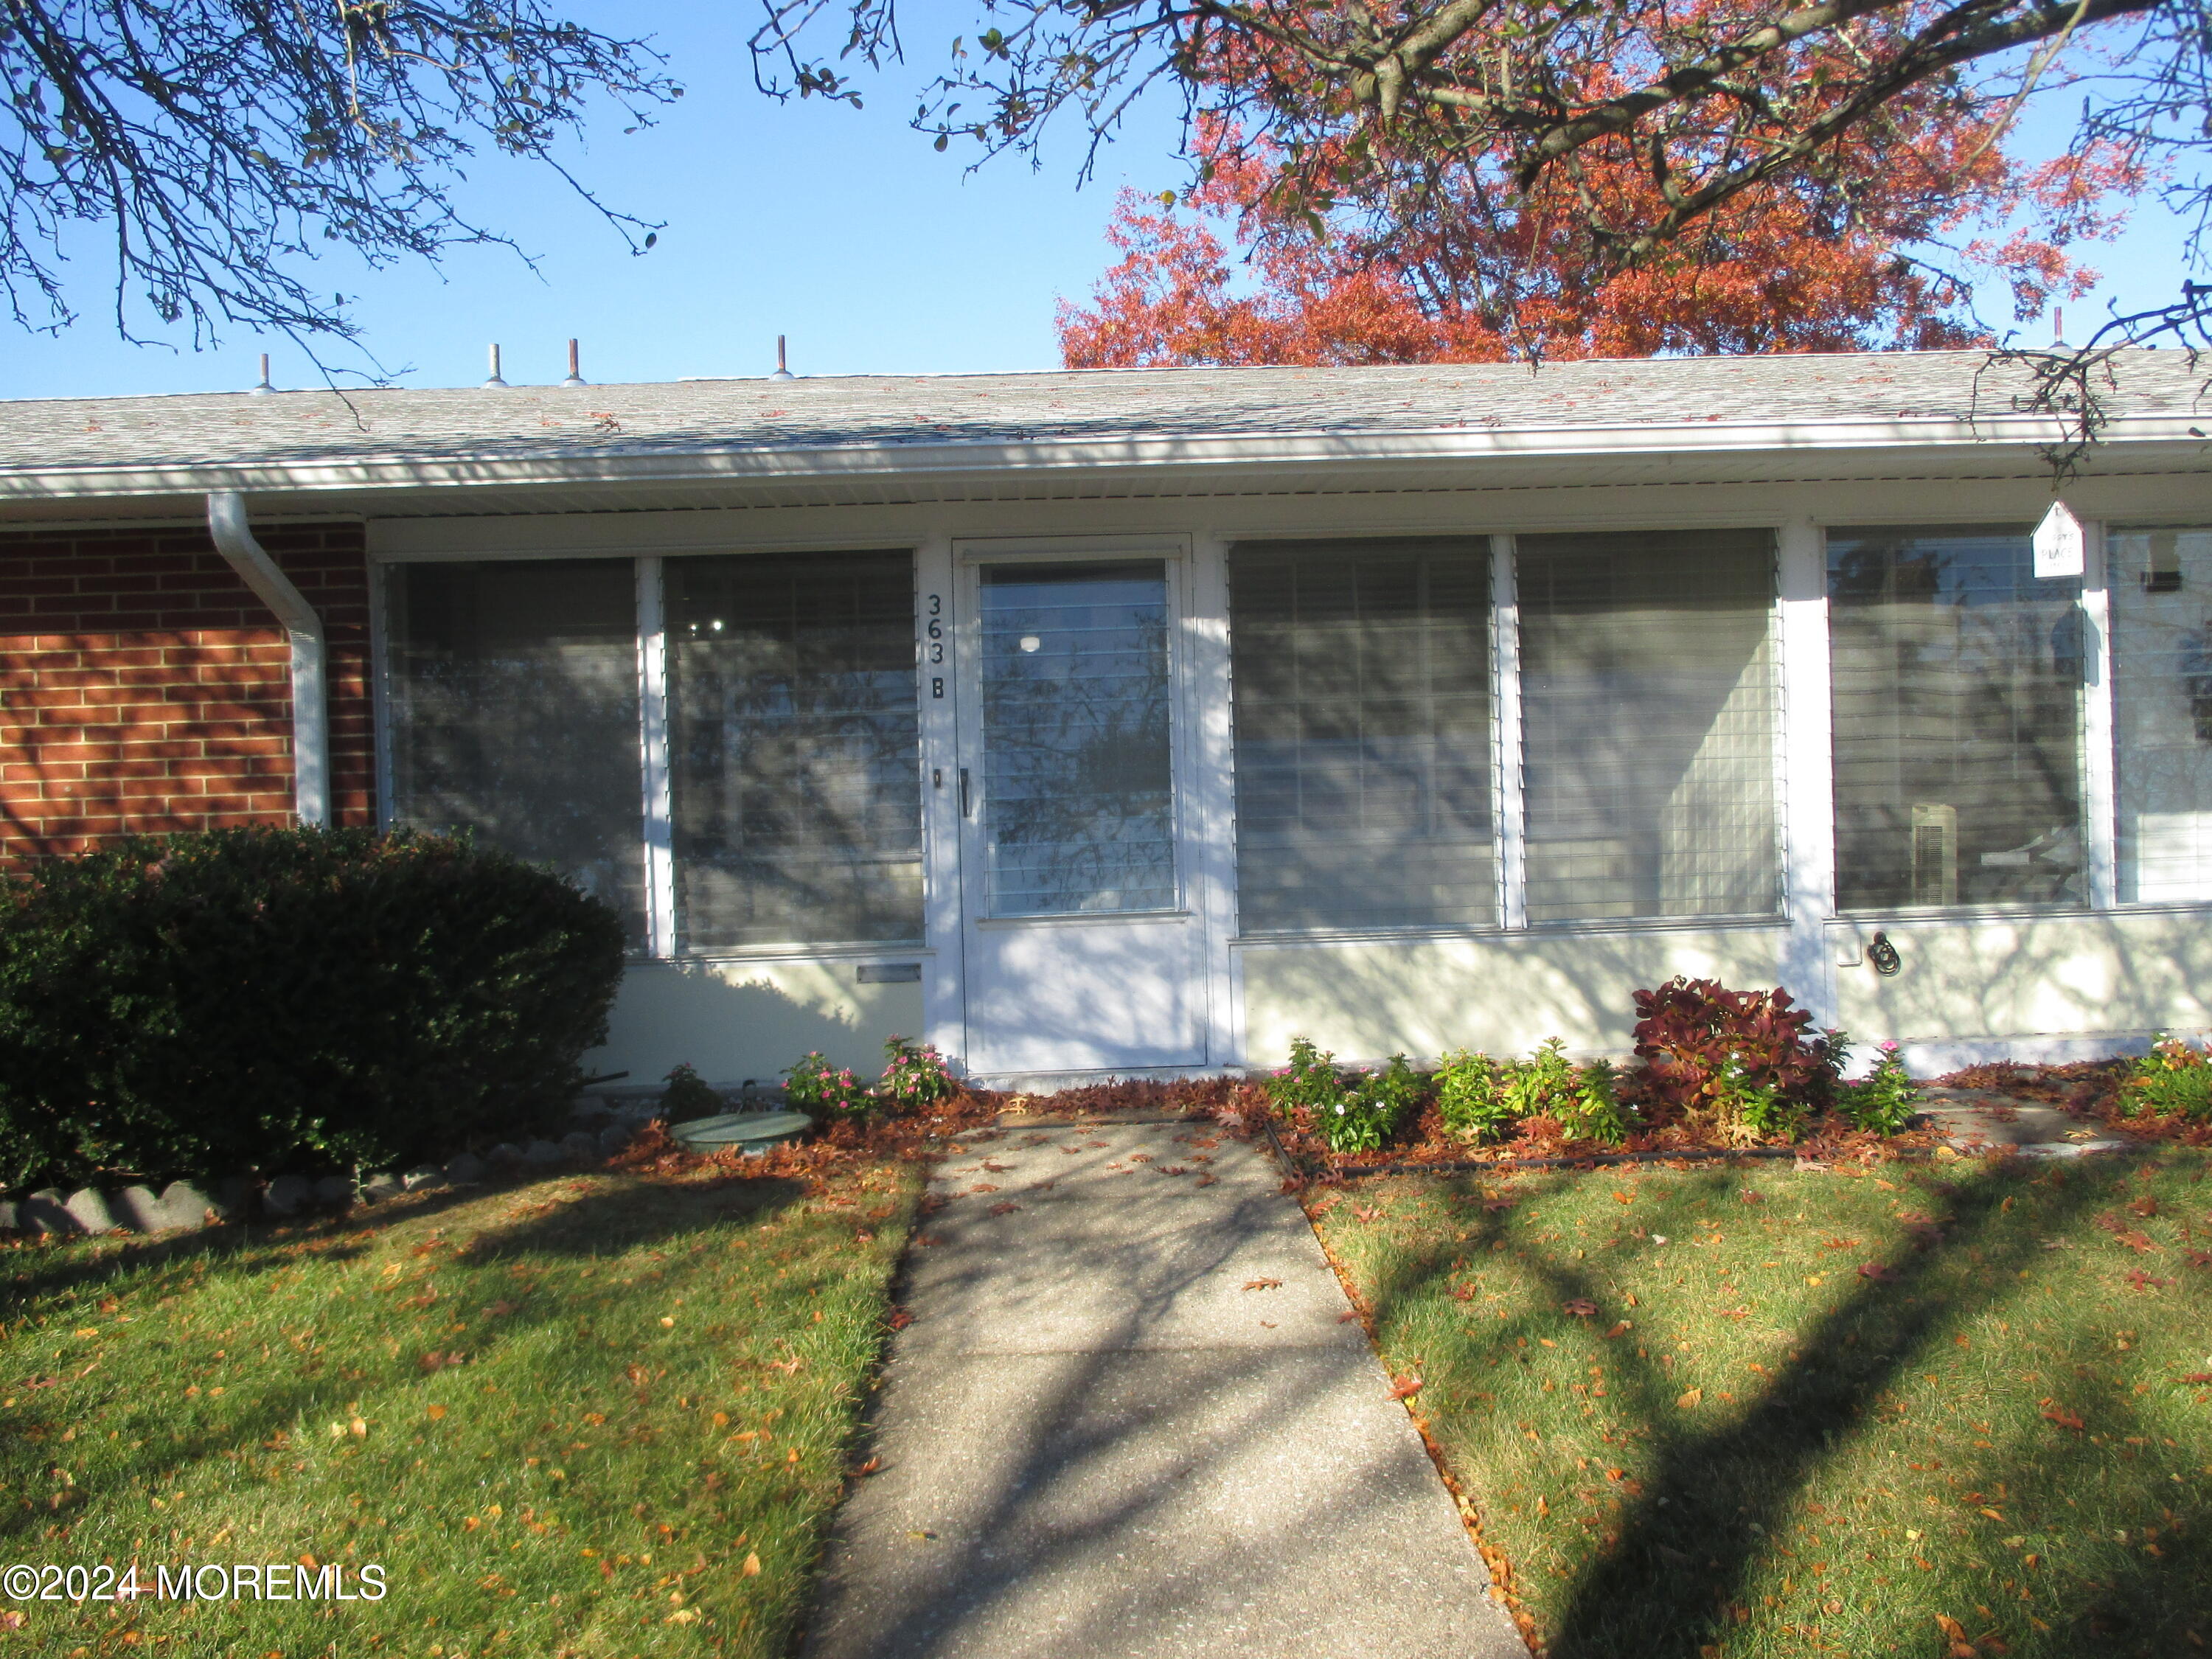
[{"xmin": 954, "ymin": 546, "xmax": 1209, "ymax": 1077}]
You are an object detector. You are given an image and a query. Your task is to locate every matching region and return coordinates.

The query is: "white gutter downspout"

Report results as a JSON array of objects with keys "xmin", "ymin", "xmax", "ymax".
[{"xmin": 205, "ymin": 492, "xmax": 328, "ymax": 827}]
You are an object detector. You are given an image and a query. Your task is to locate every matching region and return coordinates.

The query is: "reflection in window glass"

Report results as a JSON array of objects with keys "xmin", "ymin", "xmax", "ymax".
[
  {"xmin": 1519, "ymin": 530, "xmax": 1781, "ymax": 923},
  {"xmin": 385, "ymin": 560, "xmax": 645, "ymax": 946},
  {"xmin": 668, "ymin": 552, "xmax": 922, "ymax": 949},
  {"xmin": 2110, "ymin": 526, "xmax": 2212, "ymax": 902},
  {"xmin": 1829, "ymin": 526, "xmax": 2083, "ymax": 911},
  {"xmin": 980, "ymin": 563, "xmax": 1173, "ymax": 916},
  {"xmin": 1229, "ymin": 540, "xmax": 1495, "ymax": 931}
]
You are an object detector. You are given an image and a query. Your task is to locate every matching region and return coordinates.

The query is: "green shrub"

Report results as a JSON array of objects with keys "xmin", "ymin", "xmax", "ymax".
[
  {"xmin": 1437, "ymin": 1050, "xmax": 1514, "ymax": 1143},
  {"xmin": 1553, "ymin": 1054, "xmax": 1632, "ymax": 1146},
  {"xmin": 2120, "ymin": 1036, "xmax": 2212, "ymax": 1122},
  {"xmin": 1834, "ymin": 1036, "xmax": 1919, "ymax": 1134},
  {"xmin": 874, "ymin": 1036, "xmax": 957, "ymax": 1115},
  {"xmin": 1322, "ymin": 1054, "xmax": 1424, "ymax": 1154},
  {"xmin": 1267, "ymin": 1037, "xmax": 1343, "ymax": 1114},
  {"xmin": 0, "ymin": 827, "xmax": 625, "ymax": 1192},
  {"xmin": 659, "ymin": 1063, "xmax": 726, "ymax": 1121},
  {"xmin": 782, "ymin": 1052, "xmax": 871, "ymax": 1117},
  {"xmin": 1502, "ymin": 1037, "xmax": 1579, "ymax": 1121}
]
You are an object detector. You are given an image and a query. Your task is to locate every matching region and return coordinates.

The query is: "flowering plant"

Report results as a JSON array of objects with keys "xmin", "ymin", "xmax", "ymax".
[
  {"xmin": 1834, "ymin": 1035, "xmax": 1919, "ymax": 1134},
  {"xmin": 2120, "ymin": 1035, "xmax": 2212, "ymax": 1123},
  {"xmin": 782, "ymin": 1051, "xmax": 872, "ymax": 1117},
  {"xmin": 875, "ymin": 1035, "xmax": 958, "ymax": 1114}
]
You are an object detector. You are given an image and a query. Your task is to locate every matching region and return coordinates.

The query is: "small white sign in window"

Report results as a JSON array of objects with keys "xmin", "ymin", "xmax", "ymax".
[{"xmin": 2033, "ymin": 500, "xmax": 2085, "ymax": 580}]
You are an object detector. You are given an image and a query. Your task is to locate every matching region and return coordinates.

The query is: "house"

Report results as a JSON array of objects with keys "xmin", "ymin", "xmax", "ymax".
[{"xmin": 3, "ymin": 349, "xmax": 2208, "ymax": 1090}]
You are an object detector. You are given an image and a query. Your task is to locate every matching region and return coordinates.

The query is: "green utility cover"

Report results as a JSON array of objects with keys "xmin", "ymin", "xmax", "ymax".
[{"xmin": 667, "ymin": 1110, "xmax": 813, "ymax": 1152}]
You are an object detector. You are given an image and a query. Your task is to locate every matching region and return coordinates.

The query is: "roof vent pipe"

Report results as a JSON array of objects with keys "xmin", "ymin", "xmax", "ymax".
[
  {"xmin": 771, "ymin": 335, "xmax": 795, "ymax": 381},
  {"xmin": 483, "ymin": 343, "xmax": 509, "ymax": 388},
  {"xmin": 205, "ymin": 493, "xmax": 328, "ymax": 827},
  {"xmin": 249, "ymin": 352, "xmax": 276, "ymax": 395},
  {"xmin": 562, "ymin": 338, "xmax": 587, "ymax": 388}
]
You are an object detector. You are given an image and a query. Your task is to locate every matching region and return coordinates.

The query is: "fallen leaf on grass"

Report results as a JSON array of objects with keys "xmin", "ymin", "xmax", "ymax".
[
  {"xmin": 1563, "ymin": 1298, "xmax": 1598, "ymax": 1318},
  {"xmin": 2126, "ymin": 1269, "xmax": 2175, "ymax": 1290},
  {"xmin": 741, "ymin": 1552, "xmax": 761, "ymax": 1577},
  {"xmin": 2039, "ymin": 1402, "xmax": 2086, "ymax": 1430},
  {"xmin": 417, "ymin": 1350, "xmax": 466, "ymax": 1372},
  {"xmin": 1452, "ymin": 1284, "xmax": 1479, "ymax": 1302},
  {"xmin": 2180, "ymin": 1371, "xmax": 2212, "ymax": 1384},
  {"xmin": 1244, "ymin": 1278, "xmax": 1284, "ymax": 1291},
  {"xmin": 1354, "ymin": 1206, "xmax": 1382, "ymax": 1222},
  {"xmin": 1676, "ymin": 1388, "xmax": 1704, "ymax": 1410},
  {"xmin": 484, "ymin": 1301, "xmax": 518, "ymax": 1318},
  {"xmin": 1602, "ymin": 1321, "xmax": 1632, "ymax": 1340},
  {"xmin": 425, "ymin": 1405, "xmax": 448, "ymax": 1421},
  {"xmin": 1857, "ymin": 1262, "xmax": 1899, "ymax": 1283},
  {"xmin": 1483, "ymin": 1199, "xmax": 1512, "ymax": 1214},
  {"xmin": 1388, "ymin": 1375, "xmax": 1423, "ymax": 1399}
]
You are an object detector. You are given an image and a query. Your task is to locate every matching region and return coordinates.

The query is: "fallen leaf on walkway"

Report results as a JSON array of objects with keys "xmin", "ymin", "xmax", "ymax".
[
  {"xmin": 1196, "ymin": 1174, "xmax": 1217, "ymax": 1186},
  {"xmin": 1388, "ymin": 1375, "xmax": 1423, "ymax": 1399},
  {"xmin": 853, "ymin": 1457, "xmax": 883, "ymax": 1477},
  {"xmin": 1244, "ymin": 1278, "xmax": 1284, "ymax": 1291},
  {"xmin": 1563, "ymin": 1298, "xmax": 1598, "ymax": 1318},
  {"xmin": 886, "ymin": 1310, "xmax": 913, "ymax": 1330},
  {"xmin": 1338, "ymin": 1311, "xmax": 1363, "ymax": 1324},
  {"xmin": 970, "ymin": 1183, "xmax": 999, "ymax": 1194},
  {"xmin": 988, "ymin": 1203, "xmax": 1020, "ymax": 1216},
  {"xmin": 914, "ymin": 1235, "xmax": 943, "ymax": 1248},
  {"xmin": 1676, "ymin": 1388, "xmax": 1703, "ymax": 1409}
]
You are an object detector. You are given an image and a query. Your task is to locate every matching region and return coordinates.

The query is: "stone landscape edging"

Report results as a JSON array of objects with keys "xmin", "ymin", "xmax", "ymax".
[{"xmin": 0, "ymin": 1099, "xmax": 665, "ymax": 1240}]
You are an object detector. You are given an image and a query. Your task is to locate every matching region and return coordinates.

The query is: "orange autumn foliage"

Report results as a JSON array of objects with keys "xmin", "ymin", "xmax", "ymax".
[{"xmin": 1060, "ymin": 110, "xmax": 2136, "ymax": 367}]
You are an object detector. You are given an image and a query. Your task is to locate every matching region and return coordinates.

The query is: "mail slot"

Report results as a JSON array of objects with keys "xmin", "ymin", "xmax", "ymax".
[{"xmin": 857, "ymin": 962, "xmax": 922, "ymax": 984}]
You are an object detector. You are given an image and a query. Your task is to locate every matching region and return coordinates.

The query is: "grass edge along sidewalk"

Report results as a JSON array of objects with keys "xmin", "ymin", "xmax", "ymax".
[
  {"xmin": 1309, "ymin": 1146, "xmax": 2210, "ymax": 1659},
  {"xmin": 0, "ymin": 1157, "xmax": 921, "ymax": 1657}
]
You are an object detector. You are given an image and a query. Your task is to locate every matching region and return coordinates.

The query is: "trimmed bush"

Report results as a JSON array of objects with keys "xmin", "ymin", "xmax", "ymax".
[{"xmin": 0, "ymin": 827, "xmax": 625, "ymax": 1192}]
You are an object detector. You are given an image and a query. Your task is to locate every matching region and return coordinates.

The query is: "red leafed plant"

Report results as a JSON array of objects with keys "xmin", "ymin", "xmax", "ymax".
[{"xmin": 1630, "ymin": 978, "xmax": 1837, "ymax": 1120}]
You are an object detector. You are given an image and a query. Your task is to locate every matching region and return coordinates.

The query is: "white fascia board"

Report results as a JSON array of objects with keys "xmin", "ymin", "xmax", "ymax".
[{"xmin": 0, "ymin": 411, "xmax": 2203, "ymax": 504}]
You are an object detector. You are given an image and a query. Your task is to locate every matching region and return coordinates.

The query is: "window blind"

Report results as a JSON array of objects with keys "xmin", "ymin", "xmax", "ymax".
[
  {"xmin": 1228, "ymin": 539, "xmax": 1495, "ymax": 931},
  {"xmin": 1829, "ymin": 526, "xmax": 2084, "ymax": 911},
  {"xmin": 667, "ymin": 552, "xmax": 923, "ymax": 949},
  {"xmin": 2110, "ymin": 526, "xmax": 2212, "ymax": 902},
  {"xmin": 384, "ymin": 560, "xmax": 647, "ymax": 947},
  {"xmin": 979, "ymin": 562, "xmax": 1175, "ymax": 916},
  {"xmin": 1517, "ymin": 529, "xmax": 1781, "ymax": 924}
]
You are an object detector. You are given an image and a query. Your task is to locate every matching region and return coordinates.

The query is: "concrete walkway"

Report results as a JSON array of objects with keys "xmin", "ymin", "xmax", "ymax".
[
  {"xmin": 804, "ymin": 1118, "xmax": 1526, "ymax": 1659},
  {"xmin": 1915, "ymin": 1088, "xmax": 2132, "ymax": 1159}
]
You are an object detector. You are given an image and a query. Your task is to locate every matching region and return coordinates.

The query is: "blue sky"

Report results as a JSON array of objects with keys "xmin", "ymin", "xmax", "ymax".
[{"xmin": 0, "ymin": 11, "xmax": 2199, "ymax": 401}]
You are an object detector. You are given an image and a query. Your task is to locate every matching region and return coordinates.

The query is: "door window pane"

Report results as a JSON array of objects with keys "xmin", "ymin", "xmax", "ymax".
[
  {"xmin": 668, "ymin": 552, "xmax": 922, "ymax": 949},
  {"xmin": 2110, "ymin": 526, "xmax": 2212, "ymax": 902},
  {"xmin": 1519, "ymin": 530, "xmax": 1781, "ymax": 923},
  {"xmin": 1829, "ymin": 526, "xmax": 2084, "ymax": 911},
  {"xmin": 385, "ymin": 560, "xmax": 645, "ymax": 946},
  {"xmin": 1228, "ymin": 539, "xmax": 1495, "ymax": 931},
  {"xmin": 980, "ymin": 562, "xmax": 1173, "ymax": 916}
]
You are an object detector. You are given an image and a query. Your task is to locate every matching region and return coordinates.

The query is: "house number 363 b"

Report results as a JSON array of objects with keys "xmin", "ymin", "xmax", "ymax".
[{"xmin": 925, "ymin": 595, "xmax": 945, "ymax": 695}]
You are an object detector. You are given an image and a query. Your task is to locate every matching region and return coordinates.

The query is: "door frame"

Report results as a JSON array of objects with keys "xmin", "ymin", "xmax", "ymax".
[{"xmin": 946, "ymin": 532, "xmax": 1219, "ymax": 1074}]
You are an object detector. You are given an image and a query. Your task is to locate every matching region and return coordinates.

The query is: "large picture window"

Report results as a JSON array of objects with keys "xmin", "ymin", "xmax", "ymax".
[
  {"xmin": 1228, "ymin": 539, "xmax": 1495, "ymax": 931},
  {"xmin": 1829, "ymin": 526, "xmax": 2084, "ymax": 911},
  {"xmin": 384, "ymin": 560, "xmax": 646, "ymax": 945},
  {"xmin": 1517, "ymin": 530, "xmax": 1781, "ymax": 923},
  {"xmin": 2110, "ymin": 526, "xmax": 2212, "ymax": 902},
  {"xmin": 667, "ymin": 551, "xmax": 922, "ymax": 949}
]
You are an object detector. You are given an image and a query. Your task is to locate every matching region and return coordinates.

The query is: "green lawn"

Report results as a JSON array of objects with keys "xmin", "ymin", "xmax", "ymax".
[
  {"xmin": 0, "ymin": 1159, "xmax": 919, "ymax": 1658},
  {"xmin": 1310, "ymin": 1147, "xmax": 2211, "ymax": 1659}
]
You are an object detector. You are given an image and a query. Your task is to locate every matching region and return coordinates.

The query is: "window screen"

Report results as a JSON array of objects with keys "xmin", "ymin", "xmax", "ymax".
[
  {"xmin": 668, "ymin": 552, "xmax": 922, "ymax": 949},
  {"xmin": 1829, "ymin": 526, "xmax": 2084, "ymax": 911},
  {"xmin": 1229, "ymin": 539, "xmax": 1495, "ymax": 931},
  {"xmin": 384, "ymin": 560, "xmax": 645, "ymax": 946},
  {"xmin": 2110, "ymin": 526, "xmax": 2212, "ymax": 902},
  {"xmin": 1518, "ymin": 530, "xmax": 1781, "ymax": 924},
  {"xmin": 979, "ymin": 562, "xmax": 1175, "ymax": 917}
]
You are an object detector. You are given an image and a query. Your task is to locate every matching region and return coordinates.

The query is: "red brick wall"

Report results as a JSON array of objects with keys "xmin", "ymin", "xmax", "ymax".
[{"xmin": 0, "ymin": 521, "xmax": 375, "ymax": 865}]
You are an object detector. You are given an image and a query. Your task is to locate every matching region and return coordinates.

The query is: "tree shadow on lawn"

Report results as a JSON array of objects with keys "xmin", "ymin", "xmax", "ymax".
[
  {"xmin": 0, "ymin": 1170, "xmax": 815, "ymax": 1553},
  {"xmin": 1353, "ymin": 1157, "xmax": 2207, "ymax": 1658}
]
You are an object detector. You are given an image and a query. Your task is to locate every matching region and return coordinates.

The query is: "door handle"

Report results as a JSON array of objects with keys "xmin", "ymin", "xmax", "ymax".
[{"xmin": 959, "ymin": 768, "xmax": 972, "ymax": 818}]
